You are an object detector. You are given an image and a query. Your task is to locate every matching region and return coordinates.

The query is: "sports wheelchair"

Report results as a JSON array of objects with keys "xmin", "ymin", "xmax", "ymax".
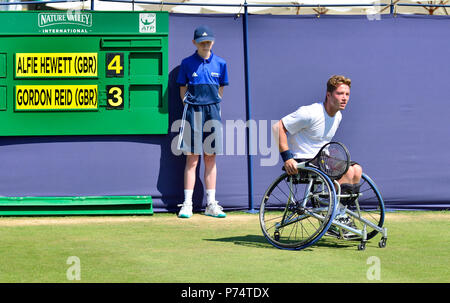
[{"xmin": 259, "ymin": 142, "xmax": 388, "ymax": 251}]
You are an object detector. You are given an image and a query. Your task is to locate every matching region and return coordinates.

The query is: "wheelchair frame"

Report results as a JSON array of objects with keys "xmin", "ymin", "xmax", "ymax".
[{"xmin": 259, "ymin": 162, "xmax": 388, "ymax": 251}]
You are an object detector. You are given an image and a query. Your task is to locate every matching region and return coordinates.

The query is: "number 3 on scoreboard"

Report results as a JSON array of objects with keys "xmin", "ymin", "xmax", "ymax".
[
  {"xmin": 107, "ymin": 85, "xmax": 124, "ymax": 109},
  {"xmin": 106, "ymin": 53, "xmax": 124, "ymax": 77}
]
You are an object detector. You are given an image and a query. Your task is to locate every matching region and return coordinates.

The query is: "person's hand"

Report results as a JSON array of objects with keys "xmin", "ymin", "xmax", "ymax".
[{"xmin": 284, "ymin": 158, "xmax": 298, "ymax": 175}]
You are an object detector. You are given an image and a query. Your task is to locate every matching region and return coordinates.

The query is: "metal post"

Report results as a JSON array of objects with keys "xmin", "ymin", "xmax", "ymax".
[
  {"xmin": 91, "ymin": 0, "xmax": 95, "ymax": 10},
  {"xmin": 242, "ymin": 1, "xmax": 257, "ymax": 214}
]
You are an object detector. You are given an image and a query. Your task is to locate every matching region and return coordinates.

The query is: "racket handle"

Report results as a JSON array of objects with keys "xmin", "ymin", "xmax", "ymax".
[{"xmin": 296, "ymin": 162, "xmax": 306, "ymax": 169}]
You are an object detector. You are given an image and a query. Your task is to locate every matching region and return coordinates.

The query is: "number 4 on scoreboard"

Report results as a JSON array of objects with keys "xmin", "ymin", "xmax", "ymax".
[{"xmin": 106, "ymin": 53, "xmax": 124, "ymax": 77}]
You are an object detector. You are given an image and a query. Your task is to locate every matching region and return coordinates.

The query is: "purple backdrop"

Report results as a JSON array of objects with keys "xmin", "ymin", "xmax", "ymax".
[
  {"xmin": 248, "ymin": 14, "xmax": 450, "ymax": 210},
  {"xmin": 0, "ymin": 14, "xmax": 449, "ymax": 212}
]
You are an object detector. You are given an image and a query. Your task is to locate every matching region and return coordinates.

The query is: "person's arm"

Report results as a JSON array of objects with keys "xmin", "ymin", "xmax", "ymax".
[
  {"xmin": 273, "ymin": 120, "xmax": 298, "ymax": 175},
  {"xmin": 218, "ymin": 86, "xmax": 224, "ymax": 98},
  {"xmin": 180, "ymin": 85, "xmax": 188, "ymax": 106}
]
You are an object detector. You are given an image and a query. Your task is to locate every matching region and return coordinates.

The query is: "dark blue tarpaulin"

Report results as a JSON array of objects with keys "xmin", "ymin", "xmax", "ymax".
[{"xmin": 0, "ymin": 14, "xmax": 449, "ymax": 211}]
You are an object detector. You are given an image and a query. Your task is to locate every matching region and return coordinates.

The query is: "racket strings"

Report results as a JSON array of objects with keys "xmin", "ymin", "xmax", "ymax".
[{"xmin": 318, "ymin": 144, "xmax": 349, "ymax": 178}]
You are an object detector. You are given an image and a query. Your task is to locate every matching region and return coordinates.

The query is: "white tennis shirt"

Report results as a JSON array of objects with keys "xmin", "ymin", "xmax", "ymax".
[{"xmin": 281, "ymin": 102, "xmax": 342, "ymax": 159}]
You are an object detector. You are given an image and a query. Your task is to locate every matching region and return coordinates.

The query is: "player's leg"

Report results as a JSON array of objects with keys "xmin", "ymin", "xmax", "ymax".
[
  {"xmin": 338, "ymin": 163, "xmax": 363, "ymax": 198},
  {"xmin": 338, "ymin": 163, "xmax": 362, "ymax": 199},
  {"xmin": 332, "ymin": 163, "xmax": 363, "ymax": 230},
  {"xmin": 350, "ymin": 163, "xmax": 363, "ymax": 184},
  {"xmin": 339, "ymin": 163, "xmax": 362, "ymax": 185}
]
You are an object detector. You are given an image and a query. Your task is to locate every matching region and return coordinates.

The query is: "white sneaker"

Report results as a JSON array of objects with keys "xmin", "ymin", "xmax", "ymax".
[
  {"xmin": 204, "ymin": 201, "xmax": 226, "ymax": 218},
  {"xmin": 177, "ymin": 202, "xmax": 193, "ymax": 218}
]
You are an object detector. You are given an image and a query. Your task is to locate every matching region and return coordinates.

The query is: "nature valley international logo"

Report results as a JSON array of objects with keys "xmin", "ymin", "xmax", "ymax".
[{"xmin": 38, "ymin": 12, "xmax": 93, "ymax": 28}]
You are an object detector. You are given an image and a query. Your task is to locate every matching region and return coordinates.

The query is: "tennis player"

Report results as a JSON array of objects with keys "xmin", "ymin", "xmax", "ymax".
[
  {"xmin": 176, "ymin": 25, "xmax": 229, "ymax": 219},
  {"xmin": 273, "ymin": 75, "xmax": 362, "ymax": 204}
]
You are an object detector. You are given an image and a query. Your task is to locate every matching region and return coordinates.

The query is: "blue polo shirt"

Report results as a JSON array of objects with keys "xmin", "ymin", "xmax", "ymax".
[{"xmin": 177, "ymin": 51, "xmax": 229, "ymax": 105}]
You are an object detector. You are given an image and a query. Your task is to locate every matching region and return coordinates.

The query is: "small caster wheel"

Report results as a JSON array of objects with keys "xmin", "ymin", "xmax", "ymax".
[
  {"xmin": 274, "ymin": 231, "xmax": 280, "ymax": 241},
  {"xmin": 358, "ymin": 242, "xmax": 366, "ymax": 251},
  {"xmin": 378, "ymin": 237, "xmax": 387, "ymax": 248}
]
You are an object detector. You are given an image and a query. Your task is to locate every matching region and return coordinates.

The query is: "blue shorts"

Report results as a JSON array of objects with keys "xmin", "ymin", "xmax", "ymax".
[{"xmin": 177, "ymin": 103, "xmax": 223, "ymax": 155}]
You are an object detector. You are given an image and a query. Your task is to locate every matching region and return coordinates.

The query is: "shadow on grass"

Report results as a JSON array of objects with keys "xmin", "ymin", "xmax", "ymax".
[
  {"xmin": 204, "ymin": 234, "xmax": 358, "ymax": 251},
  {"xmin": 204, "ymin": 234, "xmax": 274, "ymax": 249},
  {"xmin": 314, "ymin": 237, "xmax": 357, "ymax": 249}
]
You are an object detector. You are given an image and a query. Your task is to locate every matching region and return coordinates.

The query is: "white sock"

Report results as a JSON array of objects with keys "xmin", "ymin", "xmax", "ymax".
[
  {"xmin": 184, "ymin": 189, "xmax": 193, "ymax": 205},
  {"xmin": 206, "ymin": 189, "xmax": 216, "ymax": 205}
]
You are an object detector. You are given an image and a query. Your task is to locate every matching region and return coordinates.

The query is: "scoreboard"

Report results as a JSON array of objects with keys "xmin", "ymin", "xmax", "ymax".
[{"xmin": 0, "ymin": 11, "xmax": 168, "ymax": 135}]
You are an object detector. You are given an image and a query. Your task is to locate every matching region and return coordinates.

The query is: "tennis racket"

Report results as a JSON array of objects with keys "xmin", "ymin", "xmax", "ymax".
[{"xmin": 299, "ymin": 142, "xmax": 351, "ymax": 179}]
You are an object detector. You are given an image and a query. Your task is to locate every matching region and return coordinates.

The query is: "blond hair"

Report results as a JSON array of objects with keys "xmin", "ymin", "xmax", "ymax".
[{"xmin": 326, "ymin": 75, "xmax": 351, "ymax": 93}]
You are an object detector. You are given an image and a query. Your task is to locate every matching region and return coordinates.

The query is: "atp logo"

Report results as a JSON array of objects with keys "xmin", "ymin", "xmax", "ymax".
[{"xmin": 139, "ymin": 13, "xmax": 156, "ymax": 33}]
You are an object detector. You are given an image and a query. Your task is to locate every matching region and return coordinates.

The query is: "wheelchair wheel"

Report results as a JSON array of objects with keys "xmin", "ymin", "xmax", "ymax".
[
  {"xmin": 259, "ymin": 167, "xmax": 337, "ymax": 250},
  {"xmin": 345, "ymin": 173, "xmax": 385, "ymax": 241}
]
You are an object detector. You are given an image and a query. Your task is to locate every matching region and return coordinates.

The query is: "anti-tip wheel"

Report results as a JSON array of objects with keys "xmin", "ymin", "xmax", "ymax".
[
  {"xmin": 274, "ymin": 231, "xmax": 280, "ymax": 241},
  {"xmin": 358, "ymin": 242, "xmax": 366, "ymax": 251}
]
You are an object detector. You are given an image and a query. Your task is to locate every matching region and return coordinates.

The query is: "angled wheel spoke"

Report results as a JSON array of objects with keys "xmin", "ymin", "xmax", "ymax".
[{"xmin": 259, "ymin": 168, "xmax": 336, "ymax": 250}]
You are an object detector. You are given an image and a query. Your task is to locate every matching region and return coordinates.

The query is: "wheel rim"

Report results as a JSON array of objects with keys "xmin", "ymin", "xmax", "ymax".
[{"xmin": 259, "ymin": 168, "xmax": 336, "ymax": 250}]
